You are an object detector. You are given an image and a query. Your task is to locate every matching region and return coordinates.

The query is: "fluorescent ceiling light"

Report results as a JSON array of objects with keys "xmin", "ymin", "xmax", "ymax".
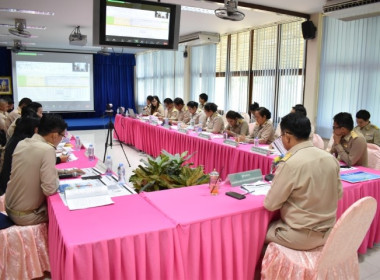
[
  {"xmin": 182, "ymin": 6, "xmax": 215, "ymax": 15},
  {"xmin": 0, "ymin": 8, "xmax": 54, "ymax": 16},
  {"xmin": 0, "ymin": 23, "xmax": 46, "ymax": 30}
]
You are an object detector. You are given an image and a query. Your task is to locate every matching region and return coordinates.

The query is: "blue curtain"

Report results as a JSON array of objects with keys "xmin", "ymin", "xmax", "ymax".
[
  {"xmin": 0, "ymin": 48, "xmax": 11, "ymax": 76},
  {"xmin": 93, "ymin": 53, "xmax": 136, "ymax": 117}
]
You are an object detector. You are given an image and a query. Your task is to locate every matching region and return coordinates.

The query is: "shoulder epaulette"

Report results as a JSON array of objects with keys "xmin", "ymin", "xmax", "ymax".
[
  {"xmin": 281, "ymin": 152, "xmax": 292, "ymax": 162},
  {"xmin": 351, "ymin": 131, "xmax": 359, "ymax": 139}
]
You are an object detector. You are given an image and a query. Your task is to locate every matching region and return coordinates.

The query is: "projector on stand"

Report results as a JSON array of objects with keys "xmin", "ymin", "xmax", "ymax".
[{"xmin": 69, "ymin": 26, "xmax": 87, "ymax": 46}]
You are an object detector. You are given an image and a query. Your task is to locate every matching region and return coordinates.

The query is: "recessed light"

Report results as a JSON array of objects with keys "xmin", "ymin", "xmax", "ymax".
[{"xmin": 0, "ymin": 8, "xmax": 54, "ymax": 16}]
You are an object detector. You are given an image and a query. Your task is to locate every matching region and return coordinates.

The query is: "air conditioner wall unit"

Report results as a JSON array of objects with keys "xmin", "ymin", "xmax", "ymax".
[
  {"xmin": 179, "ymin": 32, "xmax": 220, "ymax": 46},
  {"xmin": 323, "ymin": 0, "xmax": 380, "ymax": 21}
]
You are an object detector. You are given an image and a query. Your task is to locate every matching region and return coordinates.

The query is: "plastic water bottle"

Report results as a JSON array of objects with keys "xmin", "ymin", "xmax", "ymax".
[
  {"xmin": 190, "ymin": 118, "xmax": 195, "ymax": 127},
  {"xmin": 254, "ymin": 137, "xmax": 259, "ymax": 147},
  {"xmin": 117, "ymin": 163, "xmax": 126, "ymax": 183},
  {"xmin": 105, "ymin": 156, "xmax": 113, "ymax": 175},
  {"xmin": 223, "ymin": 131, "xmax": 228, "ymax": 139},
  {"xmin": 198, "ymin": 122, "xmax": 203, "ymax": 132},
  {"xmin": 88, "ymin": 144, "xmax": 95, "ymax": 161},
  {"xmin": 75, "ymin": 136, "xmax": 81, "ymax": 151}
]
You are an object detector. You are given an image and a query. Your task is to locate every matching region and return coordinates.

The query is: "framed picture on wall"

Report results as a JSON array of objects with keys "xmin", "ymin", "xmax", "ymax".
[{"xmin": 0, "ymin": 76, "xmax": 12, "ymax": 95}]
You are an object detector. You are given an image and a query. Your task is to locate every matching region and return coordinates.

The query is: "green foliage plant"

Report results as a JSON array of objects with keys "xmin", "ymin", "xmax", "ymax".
[{"xmin": 129, "ymin": 150, "xmax": 209, "ymax": 193}]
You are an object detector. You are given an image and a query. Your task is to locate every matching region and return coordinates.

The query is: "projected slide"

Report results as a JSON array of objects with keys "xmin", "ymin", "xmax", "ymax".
[{"xmin": 12, "ymin": 51, "xmax": 94, "ymax": 112}]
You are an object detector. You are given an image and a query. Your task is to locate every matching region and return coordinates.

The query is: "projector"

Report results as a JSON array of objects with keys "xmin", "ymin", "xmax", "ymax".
[{"xmin": 69, "ymin": 34, "xmax": 87, "ymax": 46}]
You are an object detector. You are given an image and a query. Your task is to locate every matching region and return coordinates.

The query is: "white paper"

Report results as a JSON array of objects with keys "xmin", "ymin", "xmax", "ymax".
[
  {"xmin": 240, "ymin": 181, "xmax": 271, "ymax": 196},
  {"xmin": 65, "ymin": 185, "xmax": 114, "ymax": 210}
]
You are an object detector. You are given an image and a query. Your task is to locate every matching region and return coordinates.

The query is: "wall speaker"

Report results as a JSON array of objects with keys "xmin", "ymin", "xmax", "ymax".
[{"xmin": 302, "ymin": 20, "xmax": 316, "ymax": 40}]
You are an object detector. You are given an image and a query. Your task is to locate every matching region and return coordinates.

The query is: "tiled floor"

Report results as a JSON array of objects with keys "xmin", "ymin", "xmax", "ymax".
[{"xmin": 70, "ymin": 129, "xmax": 380, "ymax": 279}]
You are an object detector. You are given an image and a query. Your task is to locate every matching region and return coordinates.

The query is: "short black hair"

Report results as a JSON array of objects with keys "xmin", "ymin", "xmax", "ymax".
[
  {"xmin": 163, "ymin": 98, "xmax": 173, "ymax": 105},
  {"xmin": 146, "ymin": 95, "xmax": 153, "ymax": 102},
  {"xmin": 14, "ymin": 115, "xmax": 40, "ymax": 137},
  {"xmin": 19, "ymin": 97, "xmax": 32, "ymax": 107},
  {"xmin": 356, "ymin": 110, "xmax": 370, "ymax": 121},
  {"xmin": 256, "ymin": 107, "xmax": 271, "ymax": 120},
  {"xmin": 38, "ymin": 114, "xmax": 67, "ymax": 136},
  {"xmin": 249, "ymin": 102, "xmax": 259, "ymax": 112},
  {"xmin": 204, "ymin": 102, "xmax": 217, "ymax": 113},
  {"xmin": 199, "ymin": 93, "xmax": 208, "ymax": 102},
  {"xmin": 26, "ymin": 102, "xmax": 42, "ymax": 114},
  {"xmin": 226, "ymin": 110, "xmax": 243, "ymax": 120},
  {"xmin": 292, "ymin": 104, "xmax": 307, "ymax": 117},
  {"xmin": 187, "ymin": 101, "xmax": 198, "ymax": 109},
  {"xmin": 333, "ymin": 112, "xmax": 354, "ymax": 131},
  {"xmin": 173, "ymin": 97, "xmax": 184, "ymax": 106},
  {"xmin": 280, "ymin": 113, "xmax": 311, "ymax": 140}
]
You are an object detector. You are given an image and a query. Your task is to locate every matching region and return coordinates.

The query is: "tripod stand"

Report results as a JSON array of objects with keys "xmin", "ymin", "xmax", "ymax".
[{"xmin": 103, "ymin": 115, "xmax": 131, "ymax": 167}]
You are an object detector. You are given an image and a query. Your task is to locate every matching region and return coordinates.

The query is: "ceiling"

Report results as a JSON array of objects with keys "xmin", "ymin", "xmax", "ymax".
[{"xmin": 0, "ymin": 0, "xmax": 326, "ymax": 54}]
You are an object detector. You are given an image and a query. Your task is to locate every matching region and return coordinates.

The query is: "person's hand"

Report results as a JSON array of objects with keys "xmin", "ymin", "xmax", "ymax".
[
  {"xmin": 70, "ymin": 169, "xmax": 85, "ymax": 175},
  {"xmin": 238, "ymin": 135, "xmax": 246, "ymax": 142},
  {"xmin": 226, "ymin": 130, "xmax": 234, "ymax": 136},
  {"xmin": 59, "ymin": 154, "xmax": 69, "ymax": 163},
  {"xmin": 333, "ymin": 134, "xmax": 342, "ymax": 144}
]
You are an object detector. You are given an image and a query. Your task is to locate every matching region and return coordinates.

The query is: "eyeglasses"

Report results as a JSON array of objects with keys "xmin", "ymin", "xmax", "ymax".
[
  {"xmin": 58, "ymin": 132, "xmax": 66, "ymax": 137},
  {"xmin": 332, "ymin": 126, "xmax": 341, "ymax": 130}
]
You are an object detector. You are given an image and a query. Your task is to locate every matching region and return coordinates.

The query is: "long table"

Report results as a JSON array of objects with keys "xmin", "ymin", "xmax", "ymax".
[
  {"xmin": 48, "ymin": 164, "xmax": 380, "ymax": 279},
  {"xmin": 114, "ymin": 114, "xmax": 274, "ymax": 179}
]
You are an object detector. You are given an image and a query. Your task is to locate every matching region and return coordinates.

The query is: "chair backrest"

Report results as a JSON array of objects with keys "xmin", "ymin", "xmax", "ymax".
[
  {"xmin": 240, "ymin": 112, "xmax": 250, "ymax": 124},
  {"xmin": 317, "ymin": 196, "xmax": 377, "ymax": 271},
  {"xmin": 248, "ymin": 123, "xmax": 255, "ymax": 136},
  {"xmin": 221, "ymin": 113, "xmax": 228, "ymax": 127},
  {"xmin": 312, "ymin": 133, "xmax": 325, "ymax": 149},
  {"xmin": 367, "ymin": 143, "xmax": 380, "ymax": 170}
]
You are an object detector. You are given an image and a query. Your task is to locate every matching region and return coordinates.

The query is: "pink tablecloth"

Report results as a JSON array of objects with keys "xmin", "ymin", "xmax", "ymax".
[
  {"xmin": 114, "ymin": 115, "xmax": 273, "ymax": 179},
  {"xmin": 47, "ymin": 194, "xmax": 183, "ymax": 280}
]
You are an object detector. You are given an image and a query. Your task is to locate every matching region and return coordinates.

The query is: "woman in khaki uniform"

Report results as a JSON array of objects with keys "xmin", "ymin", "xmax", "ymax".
[
  {"xmin": 203, "ymin": 103, "xmax": 224, "ymax": 134},
  {"xmin": 142, "ymin": 95, "xmax": 153, "ymax": 115},
  {"xmin": 225, "ymin": 110, "xmax": 249, "ymax": 137},
  {"xmin": 244, "ymin": 107, "xmax": 275, "ymax": 144},
  {"xmin": 151, "ymin": 96, "xmax": 165, "ymax": 117}
]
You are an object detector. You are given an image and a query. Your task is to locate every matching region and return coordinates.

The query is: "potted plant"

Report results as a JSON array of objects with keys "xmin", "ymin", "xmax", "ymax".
[{"xmin": 129, "ymin": 150, "xmax": 209, "ymax": 192}]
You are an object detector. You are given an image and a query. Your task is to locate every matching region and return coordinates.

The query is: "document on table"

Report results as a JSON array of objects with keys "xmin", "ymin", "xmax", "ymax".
[
  {"xmin": 240, "ymin": 181, "xmax": 271, "ymax": 196},
  {"xmin": 340, "ymin": 171, "xmax": 380, "ymax": 183}
]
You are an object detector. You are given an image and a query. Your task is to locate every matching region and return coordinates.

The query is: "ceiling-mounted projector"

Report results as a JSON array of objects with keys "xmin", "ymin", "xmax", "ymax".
[{"xmin": 69, "ymin": 26, "xmax": 87, "ymax": 46}]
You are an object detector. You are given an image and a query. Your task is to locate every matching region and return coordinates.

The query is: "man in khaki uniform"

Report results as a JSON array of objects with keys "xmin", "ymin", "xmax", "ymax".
[
  {"xmin": 171, "ymin": 97, "xmax": 191, "ymax": 125},
  {"xmin": 203, "ymin": 103, "xmax": 224, "ymax": 133},
  {"xmin": 354, "ymin": 109, "xmax": 380, "ymax": 146},
  {"xmin": 5, "ymin": 97, "xmax": 32, "ymax": 131},
  {"xmin": 330, "ymin": 112, "xmax": 368, "ymax": 167},
  {"xmin": 198, "ymin": 93, "xmax": 208, "ymax": 110},
  {"xmin": 264, "ymin": 113, "xmax": 342, "ymax": 250},
  {"xmin": 5, "ymin": 114, "xmax": 67, "ymax": 226},
  {"xmin": 163, "ymin": 98, "xmax": 178, "ymax": 121}
]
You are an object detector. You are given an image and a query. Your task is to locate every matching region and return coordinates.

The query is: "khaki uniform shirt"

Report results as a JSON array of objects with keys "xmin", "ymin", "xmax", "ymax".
[
  {"xmin": 330, "ymin": 130, "xmax": 368, "ymax": 167},
  {"xmin": 187, "ymin": 108, "xmax": 203, "ymax": 125},
  {"xmin": 165, "ymin": 107, "xmax": 179, "ymax": 121},
  {"xmin": 225, "ymin": 119, "xmax": 249, "ymax": 136},
  {"xmin": 198, "ymin": 102, "xmax": 207, "ymax": 111},
  {"xmin": 177, "ymin": 106, "xmax": 191, "ymax": 124},
  {"xmin": 152, "ymin": 104, "xmax": 165, "ymax": 117},
  {"xmin": 0, "ymin": 111, "xmax": 8, "ymax": 132},
  {"xmin": 264, "ymin": 141, "xmax": 343, "ymax": 231},
  {"xmin": 249, "ymin": 120, "xmax": 275, "ymax": 144},
  {"xmin": 354, "ymin": 122, "xmax": 380, "ymax": 146},
  {"xmin": 205, "ymin": 112, "xmax": 224, "ymax": 133},
  {"xmin": 5, "ymin": 134, "xmax": 59, "ymax": 225},
  {"xmin": 5, "ymin": 107, "xmax": 21, "ymax": 130}
]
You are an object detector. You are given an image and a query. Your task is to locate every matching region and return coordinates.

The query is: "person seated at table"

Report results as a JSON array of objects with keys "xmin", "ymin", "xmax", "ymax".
[
  {"xmin": 224, "ymin": 110, "xmax": 249, "ymax": 137},
  {"xmin": 171, "ymin": 97, "xmax": 191, "ymax": 126},
  {"xmin": 264, "ymin": 112, "xmax": 342, "ymax": 250},
  {"xmin": 163, "ymin": 98, "xmax": 178, "ymax": 122},
  {"xmin": 199, "ymin": 93, "xmax": 208, "ymax": 110},
  {"xmin": 203, "ymin": 103, "xmax": 224, "ymax": 134},
  {"xmin": 274, "ymin": 104, "xmax": 314, "ymax": 140},
  {"xmin": 142, "ymin": 95, "xmax": 153, "ymax": 116},
  {"xmin": 186, "ymin": 101, "xmax": 207, "ymax": 126},
  {"xmin": 151, "ymin": 95, "xmax": 165, "ymax": 117},
  {"xmin": 330, "ymin": 112, "xmax": 368, "ymax": 167},
  {"xmin": 5, "ymin": 114, "xmax": 74, "ymax": 226},
  {"xmin": 354, "ymin": 109, "xmax": 380, "ymax": 146},
  {"xmin": 5, "ymin": 97, "xmax": 32, "ymax": 131},
  {"xmin": 8, "ymin": 102, "xmax": 43, "ymax": 138},
  {"xmin": 0, "ymin": 109, "xmax": 40, "ymax": 195},
  {"xmin": 243, "ymin": 107, "xmax": 275, "ymax": 144},
  {"xmin": 249, "ymin": 102, "xmax": 259, "ymax": 123}
]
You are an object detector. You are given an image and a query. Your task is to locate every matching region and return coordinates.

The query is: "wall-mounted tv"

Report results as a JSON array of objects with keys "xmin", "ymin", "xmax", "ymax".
[{"xmin": 93, "ymin": 0, "xmax": 181, "ymax": 50}]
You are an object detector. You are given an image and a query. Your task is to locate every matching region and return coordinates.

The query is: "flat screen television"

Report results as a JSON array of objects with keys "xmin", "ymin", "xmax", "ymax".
[{"xmin": 93, "ymin": 0, "xmax": 181, "ymax": 50}]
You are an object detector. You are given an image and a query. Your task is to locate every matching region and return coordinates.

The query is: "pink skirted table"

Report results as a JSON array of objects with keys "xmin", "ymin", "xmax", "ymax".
[{"xmin": 114, "ymin": 115, "xmax": 274, "ymax": 179}]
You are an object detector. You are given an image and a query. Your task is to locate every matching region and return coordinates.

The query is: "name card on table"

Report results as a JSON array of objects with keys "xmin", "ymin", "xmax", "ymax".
[
  {"xmin": 228, "ymin": 169, "xmax": 263, "ymax": 186},
  {"xmin": 223, "ymin": 139, "xmax": 239, "ymax": 147},
  {"xmin": 178, "ymin": 128, "xmax": 189, "ymax": 134},
  {"xmin": 251, "ymin": 146, "xmax": 271, "ymax": 156},
  {"xmin": 198, "ymin": 133, "xmax": 211, "ymax": 140}
]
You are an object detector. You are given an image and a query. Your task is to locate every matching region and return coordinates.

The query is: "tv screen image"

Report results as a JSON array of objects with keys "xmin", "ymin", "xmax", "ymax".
[{"xmin": 94, "ymin": 0, "xmax": 181, "ymax": 50}]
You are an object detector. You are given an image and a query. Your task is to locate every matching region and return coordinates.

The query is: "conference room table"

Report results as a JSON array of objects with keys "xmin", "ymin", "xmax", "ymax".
[
  {"xmin": 48, "ymin": 142, "xmax": 380, "ymax": 280},
  {"xmin": 114, "ymin": 114, "xmax": 274, "ymax": 179}
]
